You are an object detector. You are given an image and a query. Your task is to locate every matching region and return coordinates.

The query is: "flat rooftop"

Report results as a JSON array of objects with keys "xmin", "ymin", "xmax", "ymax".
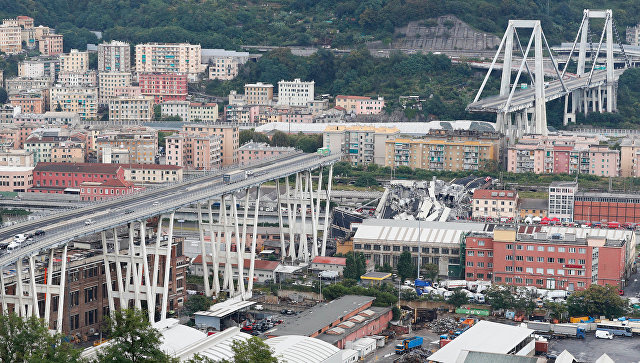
[
  {"xmin": 267, "ymin": 295, "xmax": 374, "ymax": 337},
  {"xmin": 353, "ymin": 219, "xmax": 488, "ymax": 245},
  {"xmin": 429, "ymin": 321, "xmax": 534, "ymax": 363}
]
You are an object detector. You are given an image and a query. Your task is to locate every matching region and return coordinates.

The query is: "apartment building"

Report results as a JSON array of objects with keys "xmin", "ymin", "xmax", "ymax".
[
  {"xmin": 38, "ymin": 34, "xmax": 63, "ymax": 56},
  {"xmin": 160, "ymin": 101, "xmax": 189, "ymax": 121},
  {"xmin": 244, "ymin": 82, "xmax": 274, "ymax": 105},
  {"xmin": 139, "ymin": 73, "xmax": 188, "ymax": 104},
  {"xmin": 465, "ymin": 225, "xmax": 635, "ymax": 291},
  {"xmin": 13, "ymin": 112, "xmax": 81, "ymax": 126},
  {"xmin": 97, "ymin": 40, "xmax": 131, "ymax": 73},
  {"xmin": 0, "ymin": 166, "xmax": 33, "ymax": 192},
  {"xmin": 49, "ymin": 86, "xmax": 98, "ymax": 120},
  {"xmin": 335, "ymin": 95, "xmax": 385, "ymax": 115},
  {"xmin": 203, "ymin": 49, "xmax": 249, "ymax": 80},
  {"xmin": 181, "ymin": 123, "xmax": 239, "ymax": 166},
  {"xmin": 9, "ymin": 93, "xmax": 44, "ymax": 113},
  {"xmin": 57, "ymin": 70, "xmax": 98, "ymax": 87},
  {"xmin": 17, "ymin": 58, "xmax": 58, "ymax": 80},
  {"xmin": 51, "ymin": 141, "xmax": 86, "ymax": 163},
  {"xmin": 108, "ymin": 96, "xmax": 154, "ymax": 124},
  {"xmin": 60, "ymin": 49, "xmax": 89, "ymax": 73},
  {"xmin": 619, "ymin": 137, "xmax": 640, "ymax": 177},
  {"xmin": 0, "ymin": 123, "xmax": 39, "ymax": 149},
  {"xmin": 94, "ymin": 127, "xmax": 158, "ymax": 164},
  {"xmin": 238, "ymin": 141, "xmax": 295, "ymax": 165},
  {"xmin": 224, "ymin": 104, "xmax": 259, "ymax": 123},
  {"xmin": 0, "ymin": 149, "xmax": 34, "ymax": 167},
  {"xmin": 385, "ymin": 138, "xmax": 498, "ymax": 171},
  {"xmin": 5, "ymin": 77, "xmax": 53, "ymax": 95},
  {"xmin": 548, "ymin": 181, "xmax": 578, "ymax": 222},
  {"xmin": 99, "ymin": 72, "xmax": 132, "ymax": 104},
  {"xmin": 0, "ymin": 23, "xmax": 21, "ymax": 54},
  {"xmin": 135, "ymin": 43, "xmax": 202, "ymax": 80},
  {"xmin": 123, "ymin": 164, "xmax": 183, "ymax": 184},
  {"xmin": 507, "ymin": 135, "xmax": 619, "ymax": 176},
  {"xmin": 165, "ymin": 133, "xmax": 222, "ymax": 170},
  {"xmin": 189, "ymin": 102, "xmax": 218, "ymax": 122},
  {"xmin": 24, "ymin": 135, "xmax": 86, "ymax": 164},
  {"xmin": 471, "ymin": 189, "xmax": 519, "ymax": 221},
  {"xmin": 277, "ymin": 78, "xmax": 314, "ymax": 107},
  {"xmin": 627, "ymin": 24, "xmax": 640, "ymax": 46},
  {"xmin": 323, "ymin": 125, "xmax": 399, "ymax": 166}
]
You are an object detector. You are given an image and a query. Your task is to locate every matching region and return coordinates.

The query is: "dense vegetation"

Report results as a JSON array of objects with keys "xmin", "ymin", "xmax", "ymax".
[
  {"xmin": 2, "ymin": 0, "xmax": 640, "ymax": 50},
  {"xmin": 207, "ymin": 48, "xmax": 497, "ymax": 120}
]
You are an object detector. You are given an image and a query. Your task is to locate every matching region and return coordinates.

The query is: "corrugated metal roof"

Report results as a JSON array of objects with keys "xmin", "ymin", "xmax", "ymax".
[
  {"xmin": 195, "ymin": 300, "xmax": 255, "ymax": 318},
  {"xmin": 266, "ymin": 335, "xmax": 341, "ymax": 363},
  {"xmin": 354, "ymin": 219, "xmax": 487, "ymax": 245}
]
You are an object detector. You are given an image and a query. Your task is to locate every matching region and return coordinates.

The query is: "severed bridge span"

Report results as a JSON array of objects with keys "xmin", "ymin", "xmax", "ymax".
[
  {"xmin": 0, "ymin": 151, "xmax": 340, "ymax": 331},
  {"xmin": 467, "ymin": 9, "xmax": 632, "ymax": 141}
]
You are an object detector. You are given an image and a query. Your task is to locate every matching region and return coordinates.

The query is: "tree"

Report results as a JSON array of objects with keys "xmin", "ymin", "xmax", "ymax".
[
  {"xmin": 0, "ymin": 312, "xmax": 81, "ymax": 363},
  {"xmin": 566, "ymin": 284, "xmax": 627, "ymax": 319},
  {"xmin": 0, "ymin": 87, "xmax": 7, "ymax": 104},
  {"xmin": 377, "ymin": 263, "xmax": 393, "ymax": 273},
  {"xmin": 485, "ymin": 286, "xmax": 515, "ymax": 311},
  {"xmin": 224, "ymin": 336, "xmax": 279, "ymax": 363},
  {"xmin": 397, "ymin": 251, "xmax": 416, "ymax": 282},
  {"xmin": 97, "ymin": 308, "xmax": 175, "ymax": 363},
  {"xmin": 392, "ymin": 306, "xmax": 401, "ymax": 320},
  {"xmin": 447, "ymin": 289, "xmax": 469, "ymax": 308},
  {"xmin": 184, "ymin": 294, "xmax": 213, "ymax": 316},
  {"xmin": 271, "ymin": 130, "xmax": 289, "ymax": 147},
  {"xmin": 421, "ymin": 263, "xmax": 439, "ymax": 281},
  {"xmin": 546, "ymin": 301, "xmax": 568, "ymax": 321},
  {"xmin": 343, "ymin": 251, "xmax": 367, "ymax": 280}
]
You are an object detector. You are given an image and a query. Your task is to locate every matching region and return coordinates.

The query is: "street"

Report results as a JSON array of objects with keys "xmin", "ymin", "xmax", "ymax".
[{"xmin": 623, "ymin": 268, "xmax": 640, "ymax": 298}]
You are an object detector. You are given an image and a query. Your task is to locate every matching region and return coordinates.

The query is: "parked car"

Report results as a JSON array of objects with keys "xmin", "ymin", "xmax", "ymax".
[
  {"xmin": 254, "ymin": 304, "xmax": 264, "ymax": 311},
  {"xmin": 34, "ymin": 230, "xmax": 45, "ymax": 236}
]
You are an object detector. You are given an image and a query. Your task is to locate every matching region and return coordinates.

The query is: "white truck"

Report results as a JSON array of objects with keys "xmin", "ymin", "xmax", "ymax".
[
  {"xmin": 223, "ymin": 170, "xmax": 247, "ymax": 184},
  {"xmin": 318, "ymin": 270, "xmax": 339, "ymax": 279},
  {"xmin": 443, "ymin": 280, "xmax": 468, "ymax": 290}
]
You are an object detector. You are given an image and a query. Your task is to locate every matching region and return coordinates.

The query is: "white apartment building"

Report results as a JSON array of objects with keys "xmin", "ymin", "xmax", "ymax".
[
  {"xmin": 202, "ymin": 49, "xmax": 250, "ymax": 80},
  {"xmin": 160, "ymin": 101, "xmax": 190, "ymax": 121},
  {"xmin": 0, "ymin": 25, "xmax": 21, "ymax": 54},
  {"xmin": 135, "ymin": 43, "xmax": 202, "ymax": 80},
  {"xmin": 57, "ymin": 71, "xmax": 98, "ymax": 87},
  {"xmin": 99, "ymin": 72, "xmax": 132, "ymax": 104},
  {"xmin": 108, "ymin": 96, "xmax": 154, "ymax": 124},
  {"xmin": 18, "ymin": 61, "xmax": 45, "ymax": 78},
  {"xmin": 160, "ymin": 101, "xmax": 218, "ymax": 122},
  {"xmin": 277, "ymin": 78, "xmax": 314, "ymax": 107},
  {"xmin": 60, "ymin": 49, "xmax": 89, "ymax": 73},
  {"xmin": 98, "ymin": 40, "xmax": 131, "ymax": 73},
  {"xmin": 548, "ymin": 181, "xmax": 578, "ymax": 222}
]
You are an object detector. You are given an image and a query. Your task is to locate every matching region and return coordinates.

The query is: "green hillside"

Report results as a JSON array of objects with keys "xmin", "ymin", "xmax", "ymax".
[{"xmin": 1, "ymin": 0, "xmax": 640, "ymax": 52}]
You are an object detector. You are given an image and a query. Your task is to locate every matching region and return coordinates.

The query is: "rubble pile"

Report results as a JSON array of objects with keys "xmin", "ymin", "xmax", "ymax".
[
  {"xmin": 428, "ymin": 317, "xmax": 458, "ymax": 333},
  {"xmin": 393, "ymin": 348, "xmax": 432, "ymax": 363}
]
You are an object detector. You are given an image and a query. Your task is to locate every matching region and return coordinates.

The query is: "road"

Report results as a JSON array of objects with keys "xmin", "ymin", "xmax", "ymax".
[
  {"xmin": 548, "ymin": 333, "xmax": 640, "ymax": 362},
  {"xmin": 0, "ymin": 152, "xmax": 340, "ymax": 268},
  {"xmin": 466, "ymin": 68, "xmax": 625, "ymax": 113}
]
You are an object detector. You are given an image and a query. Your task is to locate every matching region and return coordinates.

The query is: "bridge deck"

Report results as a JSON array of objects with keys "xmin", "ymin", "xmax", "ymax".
[
  {"xmin": 0, "ymin": 153, "xmax": 340, "ymax": 268},
  {"xmin": 467, "ymin": 69, "xmax": 623, "ymax": 113}
]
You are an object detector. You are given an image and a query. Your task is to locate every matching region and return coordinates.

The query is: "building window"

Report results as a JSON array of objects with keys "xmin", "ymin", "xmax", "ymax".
[
  {"xmin": 506, "ymin": 244, "xmax": 513, "ymax": 250},
  {"xmin": 548, "ymin": 257, "xmax": 554, "ymax": 263},
  {"xmin": 505, "ymin": 266, "xmax": 513, "ymax": 272},
  {"xmin": 526, "ymin": 267, "xmax": 533, "ymax": 273},
  {"xmin": 467, "ymin": 251, "xmax": 474, "ymax": 256},
  {"xmin": 506, "ymin": 255, "xmax": 514, "ymax": 261}
]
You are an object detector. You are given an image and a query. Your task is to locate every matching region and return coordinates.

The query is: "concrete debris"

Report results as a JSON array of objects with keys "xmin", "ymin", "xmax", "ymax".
[
  {"xmin": 428, "ymin": 317, "xmax": 459, "ymax": 334},
  {"xmin": 393, "ymin": 348, "xmax": 432, "ymax": 363}
]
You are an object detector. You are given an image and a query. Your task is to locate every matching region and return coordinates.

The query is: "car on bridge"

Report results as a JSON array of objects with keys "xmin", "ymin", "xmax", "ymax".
[{"xmin": 85, "ymin": 219, "xmax": 95, "ymax": 225}]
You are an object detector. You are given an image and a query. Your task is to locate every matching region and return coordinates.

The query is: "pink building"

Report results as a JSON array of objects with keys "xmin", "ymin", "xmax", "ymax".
[
  {"xmin": 280, "ymin": 110, "xmax": 313, "ymax": 123},
  {"xmin": 335, "ymin": 95, "xmax": 385, "ymax": 115},
  {"xmin": 139, "ymin": 73, "xmax": 188, "ymax": 104},
  {"xmin": 238, "ymin": 141, "xmax": 295, "ymax": 165},
  {"xmin": 80, "ymin": 178, "xmax": 140, "ymax": 201},
  {"xmin": 507, "ymin": 135, "xmax": 619, "ymax": 176},
  {"xmin": 0, "ymin": 166, "xmax": 33, "ymax": 192}
]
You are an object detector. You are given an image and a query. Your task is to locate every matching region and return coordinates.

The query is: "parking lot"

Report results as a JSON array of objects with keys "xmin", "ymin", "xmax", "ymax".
[{"xmin": 548, "ymin": 334, "xmax": 640, "ymax": 362}]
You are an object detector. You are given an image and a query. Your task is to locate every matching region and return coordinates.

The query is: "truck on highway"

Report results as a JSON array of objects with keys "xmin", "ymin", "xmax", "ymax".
[
  {"xmin": 395, "ymin": 336, "xmax": 423, "ymax": 354},
  {"xmin": 223, "ymin": 170, "xmax": 247, "ymax": 184},
  {"xmin": 318, "ymin": 270, "xmax": 339, "ymax": 279},
  {"xmin": 527, "ymin": 322, "xmax": 585, "ymax": 339}
]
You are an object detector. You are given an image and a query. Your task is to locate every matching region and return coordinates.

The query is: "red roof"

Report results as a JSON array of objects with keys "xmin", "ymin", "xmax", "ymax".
[
  {"xmin": 34, "ymin": 162, "xmax": 122, "ymax": 174},
  {"xmin": 312, "ymin": 256, "xmax": 346, "ymax": 266},
  {"xmin": 191, "ymin": 255, "xmax": 280, "ymax": 271},
  {"xmin": 472, "ymin": 189, "xmax": 518, "ymax": 201}
]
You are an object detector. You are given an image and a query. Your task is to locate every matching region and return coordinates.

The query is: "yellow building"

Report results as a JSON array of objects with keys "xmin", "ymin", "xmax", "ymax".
[
  {"xmin": 51, "ymin": 142, "xmax": 85, "ymax": 163},
  {"xmin": 108, "ymin": 96, "xmax": 154, "ymax": 124},
  {"xmin": 385, "ymin": 137, "xmax": 498, "ymax": 171},
  {"xmin": 182, "ymin": 123, "xmax": 238, "ymax": 166},
  {"xmin": 60, "ymin": 49, "xmax": 89, "ymax": 73},
  {"xmin": 323, "ymin": 125, "xmax": 400, "ymax": 166},
  {"xmin": 0, "ymin": 24, "xmax": 21, "ymax": 54},
  {"xmin": 244, "ymin": 82, "xmax": 273, "ymax": 105},
  {"xmin": 49, "ymin": 86, "xmax": 98, "ymax": 120}
]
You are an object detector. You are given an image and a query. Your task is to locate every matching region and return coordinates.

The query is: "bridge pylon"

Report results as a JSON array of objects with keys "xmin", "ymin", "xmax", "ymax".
[
  {"xmin": 562, "ymin": 9, "xmax": 630, "ymax": 125},
  {"xmin": 472, "ymin": 20, "xmax": 560, "ymax": 140}
]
